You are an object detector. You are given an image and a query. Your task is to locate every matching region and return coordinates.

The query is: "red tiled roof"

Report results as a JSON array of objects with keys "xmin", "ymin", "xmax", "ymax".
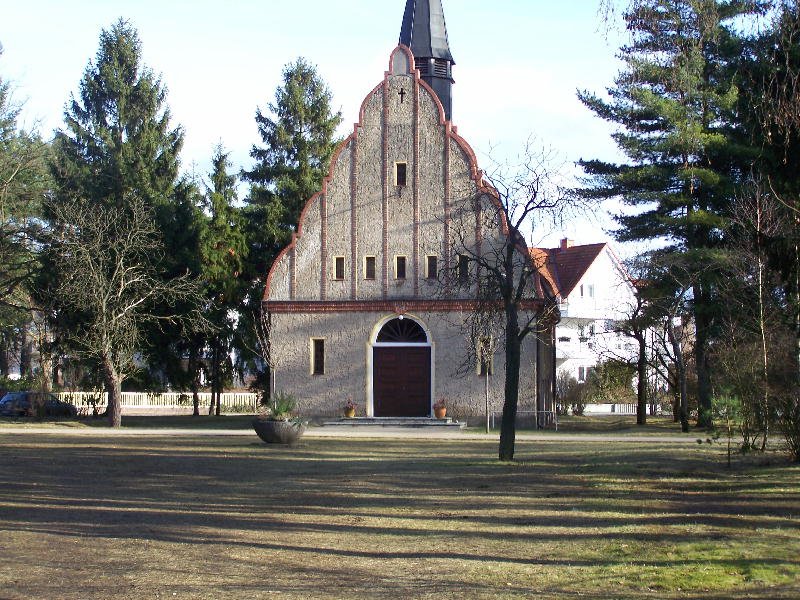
[
  {"xmin": 529, "ymin": 247, "xmax": 559, "ymax": 297},
  {"xmin": 531, "ymin": 243, "xmax": 607, "ymax": 299}
]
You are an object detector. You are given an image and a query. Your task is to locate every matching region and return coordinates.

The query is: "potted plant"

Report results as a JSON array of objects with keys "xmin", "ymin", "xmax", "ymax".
[
  {"xmin": 433, "ymin": 398, "xmax": 447, "ymax": 419},
  {"xmin": 343, "ymin": 399, "xmax": 357, "ymax": 418},
  {"xmin": 252, "ymin": 391, "xmax": 305, "ymax": 445}
]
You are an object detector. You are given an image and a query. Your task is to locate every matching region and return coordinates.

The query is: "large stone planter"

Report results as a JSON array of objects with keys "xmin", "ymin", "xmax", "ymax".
[{"xmin": 252, "ymin": 418, "xmax": 305, "ymax": 445}]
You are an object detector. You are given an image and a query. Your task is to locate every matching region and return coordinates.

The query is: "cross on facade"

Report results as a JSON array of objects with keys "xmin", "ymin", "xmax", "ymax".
[{"xmin": 398, "ymin": 88, "xmax": 406, "ymax": 103}]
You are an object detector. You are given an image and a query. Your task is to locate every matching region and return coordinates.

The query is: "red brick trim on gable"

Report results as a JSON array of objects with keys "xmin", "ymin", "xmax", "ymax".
[
  {"xmin": 264, "ymin": 299, "xmax": 549, "ymax": 314},
  {"xmin": 262, "ymin": 45, "xmax": 505, "ymax": 303}
]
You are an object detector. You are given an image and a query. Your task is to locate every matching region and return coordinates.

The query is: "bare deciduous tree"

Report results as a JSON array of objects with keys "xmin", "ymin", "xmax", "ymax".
[
  {"xmin": 47, "ymin": 195, "xmax": 207, "ymax": 427},
  {"xmin": 444, "ymin": 146, "xmax": 565, "ymax": 461}
]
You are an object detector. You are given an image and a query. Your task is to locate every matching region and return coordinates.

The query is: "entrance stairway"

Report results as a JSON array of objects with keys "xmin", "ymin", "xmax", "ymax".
[{"xmin": 322, "ymin": 417, "xmax": 465, "ymax": 429}]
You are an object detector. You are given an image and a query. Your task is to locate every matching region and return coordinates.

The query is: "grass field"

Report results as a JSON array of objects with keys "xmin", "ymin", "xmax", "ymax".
[
  {"xmin": 0, "ymin": 413, "xmax": 702, "ymax": 434},
  {"xmin": 0, "ymin": 432, "xmax": 798, "ymax": 599}
]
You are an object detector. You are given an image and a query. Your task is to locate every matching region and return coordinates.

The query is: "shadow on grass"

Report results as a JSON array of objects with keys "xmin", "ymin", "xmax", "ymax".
[{"xmin": 0, "ymin": 434, "xmax": 798, "ymax": 598}]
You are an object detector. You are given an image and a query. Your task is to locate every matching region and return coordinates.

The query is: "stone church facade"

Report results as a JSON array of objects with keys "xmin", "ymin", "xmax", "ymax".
[{"xmin": 263, "ymin": 3, "xmax": 556, "ymax": 421}]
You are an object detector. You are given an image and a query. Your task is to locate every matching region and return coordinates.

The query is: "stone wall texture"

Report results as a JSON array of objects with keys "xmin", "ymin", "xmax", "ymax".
[{"xmin": 264, "ymin": 47, "xmax": 549, "ymax": 419}]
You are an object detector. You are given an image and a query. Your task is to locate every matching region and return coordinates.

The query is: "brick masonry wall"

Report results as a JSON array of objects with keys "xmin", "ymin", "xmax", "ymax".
[
  {"xmin": 270, "ymin": 310, "xmax": 538, "ymax": 418},
  {"xmin": 264, "ymin": 47, "xmax": 545, "ymax": 419}
]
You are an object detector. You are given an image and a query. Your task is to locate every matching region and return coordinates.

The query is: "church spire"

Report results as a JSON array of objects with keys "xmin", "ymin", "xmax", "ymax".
[{"xmin": 399, "ymin": 0, "xmax": 455, "ymax": 121}]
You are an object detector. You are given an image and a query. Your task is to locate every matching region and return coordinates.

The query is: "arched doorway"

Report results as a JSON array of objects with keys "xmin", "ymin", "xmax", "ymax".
[{"xmin": 371, "ymin": 316, "xmax": 432, "ymax": 417}]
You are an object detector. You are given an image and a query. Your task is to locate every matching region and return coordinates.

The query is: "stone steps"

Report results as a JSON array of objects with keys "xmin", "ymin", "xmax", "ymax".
[{"xmin": 322, "ymin": 417, "xmax": 465, "ymax": 429}]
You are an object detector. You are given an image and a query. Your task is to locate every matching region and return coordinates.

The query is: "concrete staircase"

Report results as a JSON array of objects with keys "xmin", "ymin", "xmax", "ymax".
[{"xmin": 322, "ymin": 417, "xmax": 465, "ymax": 429}]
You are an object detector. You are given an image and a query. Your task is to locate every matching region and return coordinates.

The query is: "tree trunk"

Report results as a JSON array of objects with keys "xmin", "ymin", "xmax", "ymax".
[
  {"xmin": 0, "ymin": 334, "xmax": 9, "ymax": 377},
  {"xmin": 19, "ymin": 330, "xmax": 32, "ymax": 378},
  {"xmin": 694, "ymin": 297, "xmax": 713, "ymax": 429},
  {"xmin": 208, "ymin": 343, "xmax": 217, "ymax": 416},
  {"xmin": 102, "ymin": 357, "xmax": 123, "ymax": 428},
  {"xmin": 668, "ymin": 321, "xmax": 689, "ymax": 433},
  {"xmin": 499, "ymin": 308, "xmax": 521, "ymax": 462},
  {"xmin": 188, "ymin": 345, "xmax": 200, "ymax": 417},
  {"xmin": 636, "ymin": 334, "xmax": 647, "ymax": 426}
]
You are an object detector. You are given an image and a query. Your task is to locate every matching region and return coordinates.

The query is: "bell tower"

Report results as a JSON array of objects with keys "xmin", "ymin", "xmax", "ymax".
[{"xmin": 399, "ymin": 0, "xmax": 455, "ymax": 121}]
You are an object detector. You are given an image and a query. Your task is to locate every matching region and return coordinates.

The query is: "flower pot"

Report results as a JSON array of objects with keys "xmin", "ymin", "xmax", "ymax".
[
  {"xmin": 252, "ymin": 418, "xmax": 305, "ymax": 445},
  {"xmin": 344, "ymin": 407, "xmax": 356, "ymax": 418},
  {"xmin": 434, "ymin": 407, "xmax": 447, "ymax": 419}
]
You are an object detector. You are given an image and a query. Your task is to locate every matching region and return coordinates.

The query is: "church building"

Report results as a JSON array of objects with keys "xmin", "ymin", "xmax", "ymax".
[{"xmin": 262, "ymin": 0, "xmax": 557, "ymax": 420}]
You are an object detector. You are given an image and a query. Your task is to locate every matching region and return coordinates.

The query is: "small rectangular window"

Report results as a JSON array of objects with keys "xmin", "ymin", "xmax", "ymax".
[
  {"xmin": 588, "ymin": 284, "xmax": 595, "ymax": 298},
  {"xmin": 578, "ymin": 366, "xmax": 585, "ymax": 382},
  {"xmin": 426, "ymin": 256, "xmax": 438, "ymax": 280},
  {"xmin": 458, "ymin": 254, "xmax": 469, "ymax": 284},
  {"xmin": 333, "ymin": 256, "xmax": 345, "ymax": 280},
  {"xmin": 312, "ymin": 339, "xmax": 325, "ymax": 375},
  {"xmin": 395, "ymin": 256, "xmax": 407, "ymax": 279},
  {"xmin": 364, "ymin": 256, "xmax": 376, "ymax": 280},
  {"xmin": 395, "ymin": 162, "xmax": 407, "ymax": 187},
  {"xmin": 580, "ymin": 284, "xmax": 584, "ymax": 298}
]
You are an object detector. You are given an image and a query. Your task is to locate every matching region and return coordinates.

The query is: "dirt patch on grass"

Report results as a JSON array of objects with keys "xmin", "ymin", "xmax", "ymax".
[{"xmin": 0, "ymin": 434, "xmax": 798, "ymax": 599}]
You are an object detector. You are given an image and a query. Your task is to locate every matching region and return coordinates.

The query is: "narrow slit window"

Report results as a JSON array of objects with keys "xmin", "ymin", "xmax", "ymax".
[
  {"xmin": 458, "ymin": 254, "xmax": 469, "ymax": 284},
  {"xmin": 312, "ymin": 339, "xmax": 325, "ymax": 375},
  {"xmin": 395, "ymin": 162, "xmax": 407, "ymax": 187},
  {"xmin": 334, "ymin": 256, "xmax": 345, "ymax": 280},
  {"xmin": 364, "ymin": 256, "xmax": 376, "ymax": 280},
  {"xmin": 426, "ymin": 255, "xmax": 438, "ymax": 280},
  {"xmin": 395, "ymin": 256, "xmax": 407, "ymax": 279}
]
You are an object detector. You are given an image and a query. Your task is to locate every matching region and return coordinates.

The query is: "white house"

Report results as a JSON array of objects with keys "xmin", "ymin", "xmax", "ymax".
[{"xmin": 538, "ymin": 239, "xmax": 639, "ymax": 385}]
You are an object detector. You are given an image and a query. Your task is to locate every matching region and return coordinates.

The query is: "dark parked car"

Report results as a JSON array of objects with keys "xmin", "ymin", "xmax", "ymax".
[{"xmin": 0, "ymin": 392, "xmax": 78, "ymax": 418}]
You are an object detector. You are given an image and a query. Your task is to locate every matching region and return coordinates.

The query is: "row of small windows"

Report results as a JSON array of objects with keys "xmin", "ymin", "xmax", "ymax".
[
  {"xmin": 332, "ymin": 255, "xmax": 439, "ymax": 281},
  {"xmin": 310, "ymin": 335, "xmax": 492, "ymax": 377}
]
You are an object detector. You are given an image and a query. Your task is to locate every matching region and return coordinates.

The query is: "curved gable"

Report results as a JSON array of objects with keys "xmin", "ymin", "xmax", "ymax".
[{"xmin": 264, "ymin": 46, "xmax": 497, "ymax": 305}]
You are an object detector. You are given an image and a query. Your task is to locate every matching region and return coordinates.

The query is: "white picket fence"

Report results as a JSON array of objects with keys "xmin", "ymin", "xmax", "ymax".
[
  {"xmin": 583, "ymin": 403, "xmax": 637, "ymax": 415},
  {"xmin": 54, "ymin": 391, "xmax": 259, "ymax": 413}
]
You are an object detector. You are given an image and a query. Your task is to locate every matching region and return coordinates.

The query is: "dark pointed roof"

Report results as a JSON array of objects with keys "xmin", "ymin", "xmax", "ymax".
[{"xmin": 399, "ymin": 0, "xmax": 455, "ymax": 63}]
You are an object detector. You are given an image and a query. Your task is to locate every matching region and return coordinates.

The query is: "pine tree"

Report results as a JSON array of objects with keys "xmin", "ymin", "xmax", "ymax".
[
  {"xmin": 48, "ymin": 20, "xmax": 197, "ymax": 426},
  {"xmin": 241, "ymin": 57, "xmax": 342, "ymax": 279},
  {"xmin": 577, "ymin": 0, "xmax": 762, "ymax": 427},
  {"xmin": 201, "ymin": 146, "xmax": 247, "ymax": 416},
  {"xmin": 238, "ymin": 58, "xmax": 341, "ymax": 392}
]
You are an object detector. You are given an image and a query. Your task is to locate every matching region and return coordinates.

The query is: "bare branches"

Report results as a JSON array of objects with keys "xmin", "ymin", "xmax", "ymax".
[{"xmin": 46, "ymin": 195, "xmax": 207, "ymax": 378}]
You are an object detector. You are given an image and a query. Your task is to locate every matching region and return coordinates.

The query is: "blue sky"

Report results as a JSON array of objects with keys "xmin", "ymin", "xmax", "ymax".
[{"xmin": 1, "ymin": 0, "xmax": 629, "ymax": 248}]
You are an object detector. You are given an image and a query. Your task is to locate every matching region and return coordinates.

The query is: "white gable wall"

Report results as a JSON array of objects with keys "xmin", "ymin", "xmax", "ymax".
[{"xmin": 556, "ymin": 246, "xmax": 638, "ymax": 384}]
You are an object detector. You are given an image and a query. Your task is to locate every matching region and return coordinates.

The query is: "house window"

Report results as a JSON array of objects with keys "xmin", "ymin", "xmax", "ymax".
[
  {"xmin": 364, "ymin": 256, "xmax": 376, "ymax": 280},
  {"xmin": 333, "ymin": 256, "xmax": 345, "ymax": 281},
  {"xmin": 395, "ymin": 162, "xmax": 407, "ymax": 187},
  {"xmin": 578, "ymin": 366, "xmax": 585, "ymax": 382},
  {"xmin": 588, "ymin": 284, "xmax": 595, "ymax": 298},
  {"xmin": 395, "ymin": 256, "xmax": 407, "ymax": 279},
  {"xmin": 426, "ymin": 255, "xmax": 438, "ymax": 279},
  {"xmin": 311, "ymin": 339, "xmax": 325, "ymax": 375},
  {"xmin": 580, "ymin": 284, "xmax": 584, "ymax": 298},
  {"xmin": 558, "ymin": 336, "xmax": 571, "ymax": 343},
  {"xmin": 458, "ymin": 254, "xmax": 469, "ymax": 284}
]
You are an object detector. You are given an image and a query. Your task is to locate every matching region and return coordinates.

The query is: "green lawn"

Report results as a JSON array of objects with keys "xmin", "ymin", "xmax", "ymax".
[{"xmin": 0, "ymin": 433, "xmax": 797, "ymax": 599}]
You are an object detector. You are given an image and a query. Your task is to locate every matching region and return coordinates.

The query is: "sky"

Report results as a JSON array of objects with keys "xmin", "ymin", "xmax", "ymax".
[{"xmin": 1, "ymin": 0, "xmax": 630, "ymax": 250}]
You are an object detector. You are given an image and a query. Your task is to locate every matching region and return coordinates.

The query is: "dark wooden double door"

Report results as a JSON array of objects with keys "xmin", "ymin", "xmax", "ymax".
[{"xmin": 373, "ymin": 346, "xmax": 431, "ymax": 417}]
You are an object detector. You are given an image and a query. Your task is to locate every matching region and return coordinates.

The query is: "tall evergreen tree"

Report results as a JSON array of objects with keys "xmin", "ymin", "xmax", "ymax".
[
  {"xmin": 0, "ymin": 49, "xmax": 52, "ymax": 385},
  {"xmin": 52, "ymin": 19, "xmax": 183, "ymax": 214},
  {"xmin": 238, "ymin": 58, "xmax": 341, "ymax": 390},
  {"xmin": 736, "ymin": 2, "xmax": 800, "ymax": 459},
  {"xmin": 201, "ymin": 146, "xmax": 247, "ymax": 416},
  {"xmin": 241, "ymin": 57, "xmax": 341, "ymax": 279},
  {"xmin": 577, "ymin": 0, "xmax": 762, "ymax": 427},
  {"xmin": 48, "ymin": 20, "xmax": 196, "ymax": 426}
]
